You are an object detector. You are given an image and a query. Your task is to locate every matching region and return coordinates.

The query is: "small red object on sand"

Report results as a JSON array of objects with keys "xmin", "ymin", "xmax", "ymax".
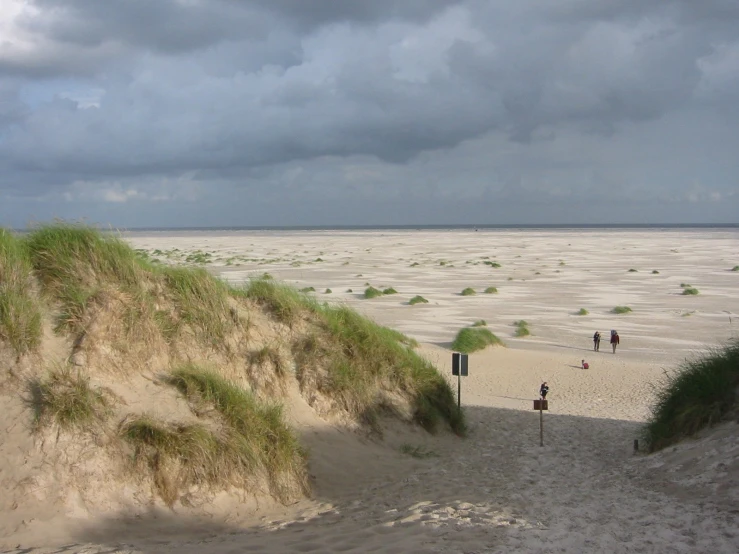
[{"xmin": 582, "ymin": 362, "xmax": 589, "ymax": 369}]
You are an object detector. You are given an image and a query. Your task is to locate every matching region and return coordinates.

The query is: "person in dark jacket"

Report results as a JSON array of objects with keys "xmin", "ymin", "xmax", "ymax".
[
  {"xmin": 610, "ymin": 331, "xmax": 620, "ymax": 353},
  {"xmin": 593, "ymin": 331, "xmax": 601, "ymax": 351},
  {"xmin": 540, "ymin": 382, "xmax": 549, "ymax": 399}
]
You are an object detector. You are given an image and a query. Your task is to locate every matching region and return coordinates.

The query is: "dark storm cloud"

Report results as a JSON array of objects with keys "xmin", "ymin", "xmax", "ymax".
[{"xmin": 0, "ymin": 0, "xmax": 737, "ymax": 226}]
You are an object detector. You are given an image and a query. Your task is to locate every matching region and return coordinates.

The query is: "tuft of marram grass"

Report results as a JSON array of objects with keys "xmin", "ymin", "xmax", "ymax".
[
  {"xmin": 732, "ymin": 266, "xmax": 739, "ymax": 272},
  {"xmin": 484, "ymin": 287, "xmax": 498, "ymax": 294},
  {"xmin": 239, "ymin": 278, "xmax": 315, "ymax": 325},
  {"xmin": 628, "ymin": 268, "xmax": 638, "ymax": 272},
  {"xmin": 408, "ymin": 295, "xmax": 428, "ymax": 305},
  {"xmin": 364, "ymin": 286, "xmax": 383, "ymax": 299},
  {"xmin": 32, "ymin": 366, "xmax": 111, "ymax": 430},
  {"xmin": 382, "ymin": 287, "xmax": 398, "ymax": 295},
  {"xmin": 471, "ymin": 320, "xmax": 487, "ymax": 327},
  {"xmin": 576, "ymin": 308, "xmax": 589, "ymax": 316},
  {"xmin": 0, "ymin": 228, "xmax": 42, "ymax": 355},
  {"xmin": 612, "ymin": 306, "xmax": 632, "ymax": 314},
  {"xmin": 165, "ymin": 364, "xmax": 308, "ymax": 502},
  {"xmin": 460, "ymin": 287, "xmax": 476, "ymax": 296},
  {"xmin": 513, "ymin": 320, "xmax": 530, "ymax": 337},
  {"xmin": 451, "ymin": 327, "xmax": 504, "ymax": 354},
  {"xmin": 652, "ymin": 270, "xmax": 660, "ymax": 274},
  {"xmin": 682, "ymin": 287, "xmax": 699, "ymax": 295},
  {"xmin": 643, "ymin": 340, "xmax": 739, "ymax": 452}
]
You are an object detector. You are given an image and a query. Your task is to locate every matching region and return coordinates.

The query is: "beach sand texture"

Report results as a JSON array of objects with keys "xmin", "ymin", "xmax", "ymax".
[{"xmin": 2, "ymin": 229, "xmax": 738, "ymax": 553}]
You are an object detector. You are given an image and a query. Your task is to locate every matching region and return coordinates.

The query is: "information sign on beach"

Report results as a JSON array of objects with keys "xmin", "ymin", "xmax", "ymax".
[
  {"xmin": 451, "ymin": 353, "xmax": 468, "ymax": 413},
  {"xmin": 533, "ymin": 399, "xmax": 548, "ymax": 446}
]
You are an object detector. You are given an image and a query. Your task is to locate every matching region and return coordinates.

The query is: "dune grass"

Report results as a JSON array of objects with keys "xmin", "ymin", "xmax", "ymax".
[
  {"xmin": 32, "ymin": 366, "xmax": 111, "ymax": 430},
  {"xmin": 628, "ymin": 268, "xmax": 638, "ymax": 272},
  {"xmin": 682, "ymin": 287, "xmax": 699, "ymax": 295},
  {"xmin": 643, "ymin": 340, "xmax": 739, "ymax": 452},
  {"xmin": 294, "ymin": 304, "xmax": 464, "ymax": 435},
  {"xmin": 164, "ymin": 364, "xmax": 308, "ymax": 501},
  {"xmin": 325, "ymin": 288, "xmax": 332, "ymax": 294},
  {"xmin": 652, "ymin": 270, "xmax": 660, "ymax": 274},
  {"xmin": 299, "ymin": 286, "xmax": 316, "ymax": 293},
  {"xmin": 484, "ymin": 287, "xmax": 498, "ymax": 294},
  {"xmin": 612, "ymin": 306, "xmax": 633, "ymax": 314},
  {"xmin": 364, "ymin": 286, "xmax": 383, "ymax": 299},
  {"xmin": 460, "ymin": 287, "xmax": 476, "ymax": 296},
  {"xmin": 732, "ymin": 266, "xmax": 739, "ymax": 272},
  {"xmin": 0, "ymin": 228, "xmax": 43, "ymax": 355},
  {"xmin": 484, "ymin": 261, "xmax": 501, "ymax": 268},
  {"xmin": 472, "ymin": 320, "xmax": 487, "ymax": 327},
  {"xmin": 382, "ymin": 287, "xmax": 398, "ymax": 295},
  {"xmin": 576, "ymin": 308, "xmax": 589, "ymax": 316},
  {"xmin": 240, "ymin": 278, "xmax": 315, "ymax": 325},
  {"xmin": 513, "ymin": 320, "xmax": 530, "ymax": 337},
  {"xmin": 408, "ymin": 295, "xmax": 428, "ymax": 305},
  {"xmin": 451, "ymin": 327, "xmax": 504, "ymax": 354}
]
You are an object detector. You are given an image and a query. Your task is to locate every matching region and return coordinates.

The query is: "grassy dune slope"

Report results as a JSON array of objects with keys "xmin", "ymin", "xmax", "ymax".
[
  {"xmin": 644, "ymin": 339, "xmax": 739, "ymax": 451},
  {"xmin": 0, "ymin": 224, "xmax": 463, "ymax": 510}
]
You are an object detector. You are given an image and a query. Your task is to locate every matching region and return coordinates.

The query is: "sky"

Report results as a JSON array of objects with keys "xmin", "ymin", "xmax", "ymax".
[{"xmin": 0, "ymin": 0, "xmax": 738, "ymax": 228}]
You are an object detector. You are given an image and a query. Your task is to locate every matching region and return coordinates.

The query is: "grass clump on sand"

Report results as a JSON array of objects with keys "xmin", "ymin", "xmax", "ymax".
[
  {"xmin": 299, "ymin": 286, "xmax": 315, "ymax": 293},
  {"xmin": 484, "ymin": 261, "xmax": 501, "ymax": 268},
  {"xmin": 652, "ymin": 270, "xmax": 660, "ymax": 274},
  {"xmin": 0, "ymin": 228, "xmax": 43, "ymax": 355},
  {"xmin": 451, "ymin": 327, "xmax": 504, "ymax": 354},
  {"xmin": 460, "ymin": 287, "xmax": 476, "ymax": 296},
  {"xmin": 643, "ymin": 340, "xmax": 739, "ymax": 452},
  {"xmin": 399, "ymin": 443, "xmax": 437, "ymax": 459},
  {"xmin": 162, "ymin": 364, "xmax": 308, "ymax": 502},
  {"xmin": 513, "ymin": 320, "xmax": 530, "ymax": 337},
  {"xmin": 325, "ymin": 288, "xmax": 332, "ymax": 294},
  {"xmin": 240, "ymin": 278, "xmax": 314, "ymax": 325},
  {"xmin": 295, "ymin": 305, "xmax": 465, "ymax": 435},
  {"xmin": 682, "ymin": 287, "xmax": 699, "ymax": 295},
  {"xmin": 732, "ymin": 266, "xmax": 739, "ymax": 272},
  {"xmin": 484, "ymin": 287, "xmax": 498, "ymax": 294},
  {"xmin": 364, "ymin": 286, "xmax": 383, "ymax": 299},
  {"xmin": 408, "ymin": 295, "xmax": 428, "ymax": 305},
  {"xmin": 576, "ymin": 308, "xmax": 589, "ymax": 316},
  {"xmin": 472, "ymin": 320, "xmax": 487, "ymax": 327},
  {"xmin": 32, "ymin": 366, "xmax": 111, "ymax": 430},
  {"xmin": 628, "ymin": 268, "xmax": 638, "ymax": 272},
  {"xmin": 382, "ymin": 287, "xmax": 398, "ymax": 295},
  {"xmin": 612, "ymin": 306, "xmax": 633, "ymax": 314}
]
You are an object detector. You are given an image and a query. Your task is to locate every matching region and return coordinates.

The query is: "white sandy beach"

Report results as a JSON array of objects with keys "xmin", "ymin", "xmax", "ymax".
[{"xmin": 2, "ymin": 229, "xmax": 738, "ymax": 553}]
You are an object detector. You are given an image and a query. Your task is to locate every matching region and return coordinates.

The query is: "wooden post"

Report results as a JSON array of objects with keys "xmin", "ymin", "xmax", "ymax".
[
  {"xmin": 457, "ymin": 372, "xmax": 461, "ymax": 414},
  {"xmin": 633, "ymin": 439, "xmax": 638, "ymax": 454}
]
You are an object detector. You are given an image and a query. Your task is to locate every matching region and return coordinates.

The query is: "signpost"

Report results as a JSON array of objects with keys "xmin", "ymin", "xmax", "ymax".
[
  {"xmin": 451, "ymin": 353, "xmax": 468, "ymax": 413},
  {"xmin": 533, "ymin": 399, "xmax": 548, "ymax": 446}
]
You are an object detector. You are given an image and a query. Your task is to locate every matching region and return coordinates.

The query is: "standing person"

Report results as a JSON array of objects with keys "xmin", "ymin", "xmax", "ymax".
[
  {"xmin": 539, "ymin": 381, "xmax": 549, "ymax": 400},
  {"xmin": 610, "ymin": 331, "xmax": 620, "ymax": 353},
  {"xmin": 593, "ymin": 331, "xmax": 601, "ymax": 352}
]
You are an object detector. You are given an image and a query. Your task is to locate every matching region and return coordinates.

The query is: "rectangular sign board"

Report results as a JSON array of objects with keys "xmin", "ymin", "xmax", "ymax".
[
  {"xmin": 533, "ymin": 399, "xmax": 549, "ymax": 410},
  {"xmin": 452, "ymin": 353, "xmax": 469, "ymax": 376}
]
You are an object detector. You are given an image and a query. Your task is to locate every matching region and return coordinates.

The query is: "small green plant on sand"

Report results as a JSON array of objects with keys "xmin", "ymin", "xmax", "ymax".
[
  {"xmin": 382, "ymin": 287, "xmax": 398, "ymax": 295},
  {"xmin": 472, "ymin": 320, "xmax": 487, "ymax": 327},
  {"xmin": 484, "ymin": 287, "xmax": 498, "ymax": 294},
  {"xmin": 732, "ymin": 266, "xmax": 739, "ymax": 272},
  {"xmin": 364, "ymin": 286, "xmax": 383, "ymax": 299},
  {"xmin": 460, "ymin": 287, "xmax": 476, "ymax": 296},
  {"xmin": 628, "ymin": 268, "xmax": 638, "ymax": 272},
  {"xmin": 484, "ymin": 261, "xmax": 501, "ymax": 268},
  {"xmin": 451, "ymin": 327, "xmax": 504, "ymax": 353},
  {"xmin": 299, "ymin": 287, "xmax": 315, "ymax": 293},
  {"xmin": 612, "ymin": 306, "xmax": 632, "ymax": 314},
  {"xmin": 652, "ymin": 270, "xmax": 660, "ymax": 274},
  {"xmin": 513, "ymin": 320, "xmax": 530, "ymax": 337},
  {"xmin": 409, "ymin": 295, "xmax": 428, "ymax": 305},
  {"xmin": 576, "ymin": 308, "xmax": 589, "ymax": 316},
  {"xmin": 682, "ymin": 287, "xmax": 699, "ymax": 295},
  {"xmin": 325, "ymin": 289, "xmax": 332, "ymax": 294}
]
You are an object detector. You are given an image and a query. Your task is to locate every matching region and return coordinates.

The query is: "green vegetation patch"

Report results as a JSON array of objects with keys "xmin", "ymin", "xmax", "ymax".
[
  {"xmin": 399, "ymin": 443, "xmax": 437, "ymax": 459},
  {"xmin": 628, "ymin": 268, "xmax": 638, "ymax": 272},
  {"xmin": 513, "ymin": 320, "xmax": 530, "ymax": 337},
  {"xmin": 0, "ymin": 228, "xmax": 43, "ymax": 355},
  {"xmin": 294, "ymin": 305, "xmax": 464, "ymax": 435},
  {"xmin": 612, "ymin": 306, "xmax": 633, "ymax": 314},
  {"xmin": 732, "ymin": 266, "xmax": 739, "ymax": 272},
  {"xmin": 165, "ymin": 365, "xmax": 308, "ymax": 502},
  {"xmin": 363, "ymin": 286, "xmax": 383, "ymax": 299},
  {"xmin": 484, "ymin": 287, "xmax": 498, "ymax": 294},
  {"xmin": 484, "ymin": 261, "xmax": 502, "ymax": 268},
  {"xmin": 682, "ymin": 287, "xmax": 699, "ymax": 295},
  {"xmin": 451, "ymin": 327, "xmax": 504, "ymax": 354},
  {"xmin": 382, "ymin": 287, "xmax": 398, "ymax": 295},
  {"xmin": 643, "ymin": 340, "xmax": 739, "ymax": 452},
  {"xmin": 240, "ymin": 279, "xmax": 315, "ymax": 325},
  {"xmin": 408, "ymin": 295, "xmax": 428, "ymax": 305},
  {"xmin": 32, "ymin": 366, "xmax": 111, "ymax": 430},
  {"xmin": 460, "ymin": 287, "xmax": 476, "ymax": 296},
  {"xmin": 471, "ymin": 320, "xmax": 487, "ymax": 327},
  {"xmin": 576, "ymin": 308, "xmax": 589, "ymax": 316},
  {"xmin": 652, "ymin": 270, "xmax": 660, "ymax": 274}
]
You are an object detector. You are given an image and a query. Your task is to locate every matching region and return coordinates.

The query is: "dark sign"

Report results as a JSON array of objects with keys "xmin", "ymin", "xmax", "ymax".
[
  {"xmin": 452, "ymin": 353, "xmax": 469, "ymax": 376},
  {"xmin": 533, "ymin": 399, "xmax": 548, "ymax": 411}
]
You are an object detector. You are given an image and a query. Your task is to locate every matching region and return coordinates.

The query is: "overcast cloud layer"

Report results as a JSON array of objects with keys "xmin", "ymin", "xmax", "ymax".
[{"xmin": 1, "ymin": 0, "xmax": 738, "ymax": 227}]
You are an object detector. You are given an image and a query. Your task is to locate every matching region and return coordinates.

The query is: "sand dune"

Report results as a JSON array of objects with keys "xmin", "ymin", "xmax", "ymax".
[{"xmin": 2, "ymin": 229, "xmax": 738, "ymax": 553}]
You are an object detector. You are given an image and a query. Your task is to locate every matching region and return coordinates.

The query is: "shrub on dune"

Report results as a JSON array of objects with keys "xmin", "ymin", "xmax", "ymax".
[
  {"xmin": 408, "ymin": 295, "xmax": 428, "ymax": 305},
  {"xmin": 612, "ymin": 306, "xmax": 632, "ymax": 314},
  {"xmin": 460, "ymin": 287, "xmax": 476, "ymax": 296},
  {"xmin": 451, "ymin": 327, "xmax": 504, "ymax": 353}
]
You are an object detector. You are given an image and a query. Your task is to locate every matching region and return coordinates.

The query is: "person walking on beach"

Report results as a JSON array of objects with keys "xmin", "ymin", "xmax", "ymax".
[
  {"xmin": 593, "ymin": 331, "xmax": 601, "ymax": 352},
  {"xmin": 539, "ymin": 382, "xmax": 549, "ymax": 399},
  {"xmin": 610, "ymin": 330, "xmax": 620, "ymax": 354}
]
